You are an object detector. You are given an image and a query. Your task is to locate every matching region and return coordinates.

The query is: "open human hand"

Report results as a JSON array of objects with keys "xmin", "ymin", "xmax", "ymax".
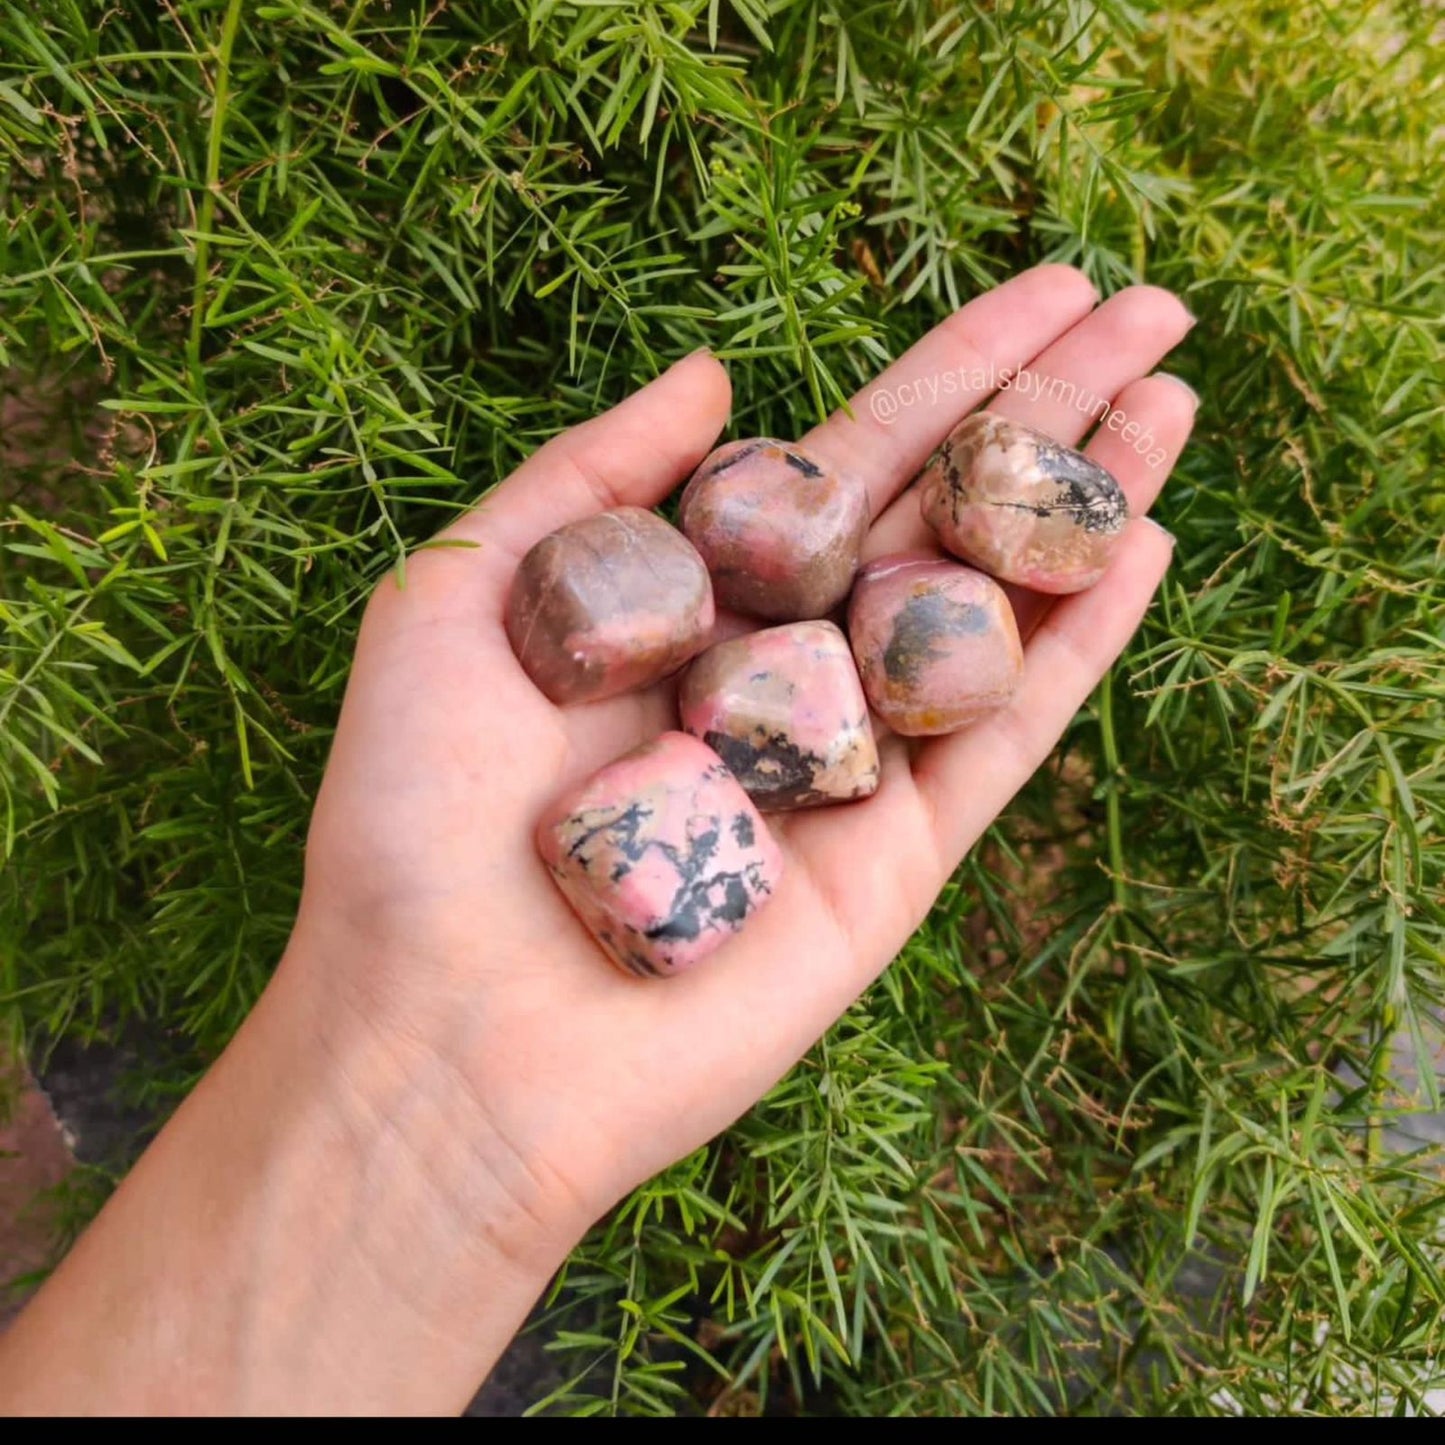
[
  {"xmin": 0, "ymin": 264, "xmax": 1199, "ymax": 1416},
  {"xmin": 295, "ymin": 262, "xmax": 1198, "ymax": 1245}
]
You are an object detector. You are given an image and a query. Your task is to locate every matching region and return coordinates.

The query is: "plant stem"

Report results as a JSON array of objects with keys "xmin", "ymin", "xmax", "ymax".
[
  {"xmin": 1366, "ymin": 1008, "xmax": 1395, "ymax": 1167},
  {"xmin": 188, "ymin": 0, "xmax": 244, "ymax": 389},
  {"xmin": 1099, "ymin": 664, "xmax": 1129, "ymax": 915}
]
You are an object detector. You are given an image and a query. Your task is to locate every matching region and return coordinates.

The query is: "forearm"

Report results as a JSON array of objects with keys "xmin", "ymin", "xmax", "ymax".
[{"xmin": 0, "ymin": 936, "xmax": 581, "ymax": 1416}]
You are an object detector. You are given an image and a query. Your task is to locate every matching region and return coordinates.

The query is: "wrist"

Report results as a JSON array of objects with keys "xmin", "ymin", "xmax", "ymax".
[
  {"xmin": 260, "ymin": 915, "xmax": 595, "ymax": 1305},
  {"xmin": 1, "ymin": 917, "xmax": 591, "ymax": 1415}
]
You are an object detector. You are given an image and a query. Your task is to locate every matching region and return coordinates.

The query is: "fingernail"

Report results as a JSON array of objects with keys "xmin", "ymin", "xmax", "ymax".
[
  {"xmin": 1152, "ymin": 371, "xmax": 1200, "ymax": 407},
  {"xmin": 1140, "ymin": 515, "xmax": 1176, "ymax": 549}
]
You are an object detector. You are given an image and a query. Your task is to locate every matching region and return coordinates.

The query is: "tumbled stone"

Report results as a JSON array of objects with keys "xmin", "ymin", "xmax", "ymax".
[
  {"xmin": 679, "ymin": 621, "xmax": 880, "ymax": 812},
  {"xmin": 537, "ymin": 731, "xmax": 783, "ymax": 978},
  {"xmin": 918, "ymin": 413, "xmax": 1128, "ymax": 594},
  {"xmin": 678, "ymin": 438, "xmax": 868, "ymax": 621},
  {"xmin": 505, "ymin": 507, "xmax": 714, "ymax": 706},
  {"xmin": 847, "ymin": 552, "xmax": 1023, "ymax": 737}
]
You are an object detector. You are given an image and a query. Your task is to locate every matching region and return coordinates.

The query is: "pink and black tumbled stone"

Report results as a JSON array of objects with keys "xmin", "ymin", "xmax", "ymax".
[
  {"xmin": 537, "ymin": 732, "xmax": 783, "ymax": 979},
  {"xmin": 847, "ymin": 552, "xmax": 1023, "ymax": 737},
  {"xmin": 679, "ymin": 621, "xmax": 880, "ymax": 812},
  {"xmin": 505, "ymin": 507, "xmax": 714, "ymax": 706},
  {"xmin": 918, "ymin": 413, "xmax": 1128, "ymax": 594},
  {"xmin": 678, "ymin": 438, "xmax": 869, "ymax": 621}
]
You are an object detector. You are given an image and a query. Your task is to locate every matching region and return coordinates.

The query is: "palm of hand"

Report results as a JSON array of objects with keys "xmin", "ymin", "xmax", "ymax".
[{"xmin": 298, "ymin": 265, "xmax": 1196, "ymax": 1228}]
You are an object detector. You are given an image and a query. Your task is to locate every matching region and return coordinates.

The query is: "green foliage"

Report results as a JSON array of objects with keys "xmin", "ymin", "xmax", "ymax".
[{"xmin": 3, "ymin": 0, "xmax": 1443, "ymax": 1416}]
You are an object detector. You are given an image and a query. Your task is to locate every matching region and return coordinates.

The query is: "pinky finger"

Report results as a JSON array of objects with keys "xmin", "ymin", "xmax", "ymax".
[{"xmin": 1086, "ymin": 370, "xmax": 1199, "ymax": 521}]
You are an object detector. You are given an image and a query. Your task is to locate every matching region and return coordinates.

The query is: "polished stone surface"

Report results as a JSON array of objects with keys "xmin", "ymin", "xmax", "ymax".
[
  {"xmin": 505, "ymin": 507, "xmax": 714, "ymax": 705},
  {"xmin": 678, "ymin": 438, "xmax": 868, "ymax": 621},
  {"xmin": 537, "ymin": 732, "xmax": 783, "ymax": 978},
  {"xmin": 680, "ymin": 621, "xmax": 879, "ymax": 811},
  {"xmin": 919, "ymin": 413, "xmax": 1127, "ymax": 594},
  {"xmin": 847, "ymin": 552, "xmax": 1023, "ymax": 736}
]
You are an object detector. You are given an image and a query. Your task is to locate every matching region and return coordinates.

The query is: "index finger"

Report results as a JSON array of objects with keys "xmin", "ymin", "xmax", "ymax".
[{"xmin": 801, "ymin": 264, "xmax": 1100, "ymax": 518}]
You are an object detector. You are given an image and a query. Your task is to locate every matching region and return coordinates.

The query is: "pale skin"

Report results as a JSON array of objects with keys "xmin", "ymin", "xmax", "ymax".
[{"xmin": 0, "ymin": 265, "xmax": 1197, "ymax": 1415}]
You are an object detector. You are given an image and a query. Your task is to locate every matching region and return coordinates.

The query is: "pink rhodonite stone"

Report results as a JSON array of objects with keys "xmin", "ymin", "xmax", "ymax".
[
  {"xmin": 678, "ymin": 438, "xmax": 869, "ymax": 621},
  {"xmin": 537, "ymin": 732, "xmax": 784, "ymax": 979},
  {"xmin": 918, "ymin": 413, "xmax": 1128, "ymax": 594},
  {"xmin": 679, "ymin": 621, "xmax": 879, "ymax": 812},
  {"xmin": 505, "ymin": 507, "xmax": 714, "ymax": 705},
  {"xmin": 847, "ymin": 553, "xmax": 1023, "ymax": 737}
]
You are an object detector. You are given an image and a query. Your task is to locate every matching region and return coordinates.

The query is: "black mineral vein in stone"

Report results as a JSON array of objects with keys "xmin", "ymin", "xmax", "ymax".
[
  {"xmin": 883, "ymin": 591, "xmax": 989, "ymax": 687},
  {"xmin": 704, "ymin": 727, "xmax": 823, "ymax": 808},
  {"xmin": 1028, "ymin": 444, "xmax": 1126, "ymax": 532},
  {"xmin": 567, "ymin": 799, "xmax": 655, "ymax": 865},
  {"xmin": 702, "ymin": 437, "xmax": 770, "ymax": 480},
  {"xmin": 642, "ymin": 814, "xmax": 772, "ymax": 944}
]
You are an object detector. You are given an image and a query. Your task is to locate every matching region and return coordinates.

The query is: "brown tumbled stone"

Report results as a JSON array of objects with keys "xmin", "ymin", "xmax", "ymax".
[
  {"xmin": 847, "ymin": 552, "xmax": 1023, "ymax": 737},
  {"xmin": 918, "ymin": 413, "xmax": 1128, "ymax": 594},
  {"xmin": 678, "ymin": 438, "xmax": 869, "ymax": 621},
  {"xmin": 505, "ymin": 507, "xmax": 714, "ymax": 706},
  {"xmin": 679, "ymin": 621, "xmax": 879, "ymax": 812},
  {"xmin": 537, "ymin": 732, "xmax": 783, "ymax": 978}
]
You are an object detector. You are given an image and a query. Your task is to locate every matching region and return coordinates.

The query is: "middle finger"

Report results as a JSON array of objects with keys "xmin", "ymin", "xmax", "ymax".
[
  {"xmin": 800, "ymin": 263, "xmax": 1100, "ymax": 521},
  {"xmin": 861, "ymin": 284, "xmax": 1196, "ymax": 562}
]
